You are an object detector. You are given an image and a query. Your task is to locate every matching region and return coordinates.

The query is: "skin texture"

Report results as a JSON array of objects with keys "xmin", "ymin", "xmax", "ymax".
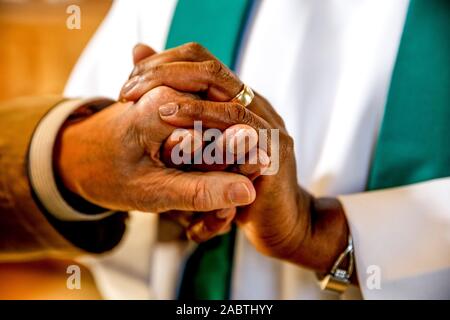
[
  {"xmin": 123, "ymin": 44, "xmax": 270, "ymax": 241},
  {"xmin": 55, "ymin": 86, "xmax": 259, "ymax": 214},
  {"xmin": 119, "ymin": 42, "xmax": 352, "ymax": 275},
  {"xmin": 57, "ymin": 41, "xmax": 352, "ymax": 277}
]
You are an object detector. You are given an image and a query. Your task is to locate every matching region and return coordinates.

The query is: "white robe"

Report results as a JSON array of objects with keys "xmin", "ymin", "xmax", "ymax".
[{"xmin": 65, "ymin": 0, "xmax": 450, "ymax": 299}]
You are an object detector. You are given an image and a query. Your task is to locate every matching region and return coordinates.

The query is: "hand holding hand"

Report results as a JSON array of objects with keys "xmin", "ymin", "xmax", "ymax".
[
  {"xmin": 55, "ymin": 86, "xmax": 256, "ymax": 214},
  {"xmin": 120, "ymin": 42, "xmax": 350, "ymax": 274}
]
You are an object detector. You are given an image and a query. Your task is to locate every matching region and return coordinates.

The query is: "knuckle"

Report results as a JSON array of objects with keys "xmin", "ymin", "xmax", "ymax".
[
  {"xmin": 225, "ymin": 104, "xmax": 247, "ymax": 124},
  {"xmin": 131, "ymin": 63, "xmax": 142, "ymax": 77},
  {"xmin": 236, "ymin": 106, "xmax": 255, "ymax": 127},
  {"xmin": 191, "ymin": 179, "xmax": 214, "ymax": 211},
  {"xmin": 149, "ymin": 64, "xmax": 162, "ymax": 76},
  {"xmin": 225, "ymin": 104, "xmax": 258, "ymax": 127},
  {"xmin": 247, "ymin": 114, "xmax": 262, "ymax": 130},
  {"xmin": 225, "ymin": 105, "xmax": 236, "ymax": 123},
  {"xmin": 280, "ymin": 133, "xmax": 294, "ymax": 159},
  {"xmin": 235, "ymin": 106, "xmax": 248, "ymax": 123},
  {"xmin": 226, "ymin": 104, "xmax": 274, "ymax": 137},
  {"xmin": 181, "ymin": 101, "xmax": 204, "ymax": 119},
  {"xmin": 149, "ymin": 85, "xmax": 173, "ymax": 97},
  {"xmin": 139, "ymin": 64, "xmax": 161, "ymax": 82},
  {"xmin": 183, "ymin": 42, "xmax": 206, "ymax": 58},
  {"xmin": 204, "ymin": 60, "xmax": 222, "ymax": 76},
  {"xmin": 141, "ymin": 86, "xmax": 178, "ymax": 110},
  {"xmin": 204, "ymin": 61, "xmax": 236, "ymax": 85},
  {"xmin": 217, "ymin": 66, "xmax": 235, "ymax": 83}
]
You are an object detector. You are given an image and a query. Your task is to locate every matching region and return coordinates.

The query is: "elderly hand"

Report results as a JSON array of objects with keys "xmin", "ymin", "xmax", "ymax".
[
  {"xmin": 120, "ymin": 42, "xmax": 351, "ymax": 275},
  {"xmin": 120, "ymin": 44, "xmax": 270, "ymax": 243},
  {"xmin": 55, "ymin": 86, "xmax": 257, "ymax": 215}
]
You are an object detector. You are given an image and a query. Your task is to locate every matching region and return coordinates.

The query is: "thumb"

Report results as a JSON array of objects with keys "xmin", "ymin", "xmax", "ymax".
[
  {"xmin": 133, "ymin": 43, "xmax": 156, "ymax": 65},
  {"xmin": 162, "ymin": 171, "xmax": 256, "ymax": 212}
]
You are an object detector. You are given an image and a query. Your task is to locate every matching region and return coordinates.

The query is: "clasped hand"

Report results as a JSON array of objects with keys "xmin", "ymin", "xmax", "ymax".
[{"xmin": 56, "ymin": 42, "xmax": 350, "ymax": 275}]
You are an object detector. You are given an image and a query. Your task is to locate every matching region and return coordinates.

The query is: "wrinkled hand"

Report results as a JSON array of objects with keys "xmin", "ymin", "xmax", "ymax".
[
  {"xmin": 121, "ymin": 43, "xmax": 269, "ymax": 242},
  {"xmin": 55, "ymin": 86, "xmax": 257, "ymax": 215},
  {"xmin": 121, "ymin": 42, "xmax": 350, "ymax": 274}
]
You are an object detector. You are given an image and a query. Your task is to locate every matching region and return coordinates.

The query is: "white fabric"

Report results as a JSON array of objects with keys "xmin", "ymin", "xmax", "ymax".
[
  {"xmin": 339, "ymin": 178, "xmax": 450, "ymax": 299},
  {"xmin": 62, "ymin": 0, "xmax": 450, "ymax": 299},
  {"xmin": 65, "ymin": 0, "xmax": 177, "ymax": 99}
]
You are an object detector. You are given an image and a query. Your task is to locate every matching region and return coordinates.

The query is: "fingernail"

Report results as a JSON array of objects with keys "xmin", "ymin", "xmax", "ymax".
[
  {"xmin": 228, "ymin": 182, "xmax": 253, "ymax": 205},
  {"xmin": 122, "ymin": 77, "xmax": 139, "ymax": 95},
  {"xmin": 159, "ymin": 103, "xmax": 179, "ymax": 117}
]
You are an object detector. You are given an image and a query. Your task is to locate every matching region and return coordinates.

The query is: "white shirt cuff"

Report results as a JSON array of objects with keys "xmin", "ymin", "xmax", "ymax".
[
  {"xmin": 29, "ymin": 98, "xmax": 115, "ymax": 221},
  {"xmin": 338, "ymin": 177, "xmax": 450, "ymax": 299}
]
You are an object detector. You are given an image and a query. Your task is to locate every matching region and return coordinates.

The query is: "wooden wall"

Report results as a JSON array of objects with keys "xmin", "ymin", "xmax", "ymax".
[
  {"xmin": 0, "ymin": 0, "xmax": 112, "ymax": 101},
  {"xmin": 0, "ymin": 0, "xmax": 112, "ymax": 299}
]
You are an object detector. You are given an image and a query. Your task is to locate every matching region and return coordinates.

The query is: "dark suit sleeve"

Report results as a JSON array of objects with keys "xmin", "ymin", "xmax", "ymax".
[{"xmin": 0, "ymin": 95, "xmax": 127, "ymax": 261}]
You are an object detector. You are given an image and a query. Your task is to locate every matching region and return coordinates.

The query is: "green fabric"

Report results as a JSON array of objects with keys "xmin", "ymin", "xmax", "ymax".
[
  {"xmin": 166, "ymin": 0, "xmax": 253, "ymax": 69},
  {"xmin": 165, "ymin": 0, "xmax": 254, "ymax": 300},
  {"xmin": 368, "ymin": 0, "xmax": 450, "ymax": 190}
]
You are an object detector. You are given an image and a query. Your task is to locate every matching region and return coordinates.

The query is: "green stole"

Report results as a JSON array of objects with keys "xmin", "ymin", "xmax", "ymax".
[
  {"xmin": 165, "ymin": 0, "xmax": 254, "ymax": 299},
  {"xmin": 367, "ymin": 0, "xmax": 450, "ymax": 190},
  {"xmin": 166, "ymin": 0, "xmax": 450, "ymax": 299}
]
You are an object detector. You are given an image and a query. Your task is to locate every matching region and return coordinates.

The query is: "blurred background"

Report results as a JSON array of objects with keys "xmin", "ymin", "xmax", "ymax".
[
  {"xmin": 0, "ymin": 0, "xmax": 112, "ymax": 299},
  {"xmin": 0, "ymin": 0, "xmax": 111, "ymax": 101}
]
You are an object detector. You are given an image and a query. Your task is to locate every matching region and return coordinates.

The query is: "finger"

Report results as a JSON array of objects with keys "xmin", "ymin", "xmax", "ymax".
[
  {"xmin": 159, "ymin": 100, "xmax": 271, "ymax": 131},
  {"xmin": 133, "ymin": 43, "xmax": 157, "ymax": 65},
  {"xmin": 218, "ymin": 124, "xmax": 258, "ymax": 159},
  {"xmin": 197, "ymin": 124, "xmax": 258, "ymax": 168},
  {"xmin": 163, "ymin": 126, "xmax": 229, "ymax": 171},
  {"xmin": 234, "ymin": 148, "xmax": 271, "ymax": 180},
  {"xmin": 146, "ymin": 170, "xmax": 256, "ymax": 212},
  {"xmin": 130, "ymin": 42, "xmax": 216, "ymax": 77},
  {"xmin": 121, "ymin": 61, "xmax": 242, "ymax": 102},
  {"xmin": 162, "ymin": 124, "xmax": 258, "ymax": 171},
  {"xmin": 161, "ymin": 128, "xmax": 204, "ymax": 169},
  {"xmin": 132, "ymin": 86, "xmax": 198, "ymax": 144},
  {"xmin": 158, "ymin": 100, "xmax": 273, "ymax": 154},
  {"xmin": 187, "ymin": 207, "xmax": 236, "ymax": 243}
]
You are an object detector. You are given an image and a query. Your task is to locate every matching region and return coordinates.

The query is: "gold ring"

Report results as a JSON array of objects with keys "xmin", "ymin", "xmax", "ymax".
[{"xmin": 231, "ymin": 84, "xmax": 254, "ymax": 107}]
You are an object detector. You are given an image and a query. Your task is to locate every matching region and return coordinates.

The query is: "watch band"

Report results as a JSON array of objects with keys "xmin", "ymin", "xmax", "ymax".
[{"xmin": 318, "ymin": 235, "xmax": 355, "ymax": 293}]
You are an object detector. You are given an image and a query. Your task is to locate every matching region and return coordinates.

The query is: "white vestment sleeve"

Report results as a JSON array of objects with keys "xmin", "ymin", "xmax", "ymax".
[{"xmin": 339, "ymin": 177, "xmax": 450, "ymax": 299}]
